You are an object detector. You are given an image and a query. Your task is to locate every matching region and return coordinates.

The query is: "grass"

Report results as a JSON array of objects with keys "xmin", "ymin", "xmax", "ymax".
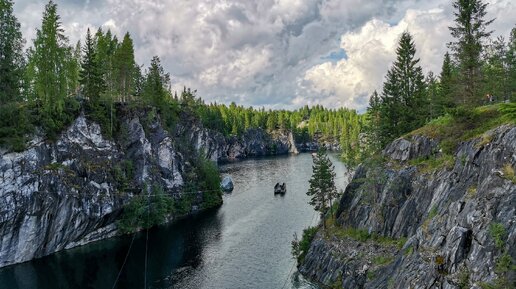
[
  {"xmin": 409, "ymin": 154, "xmax": 455, "ymax": 174},
  {"xmin": 325, "ymin": 218, "xmax": 406, "ymax": 249},
  {"xmin": 372, "ymin": 255, "xmax": 394, "ymax": 266},
  {"xmin": 489, "ymin": 223, "xmax": 507, "ymax": 250},
  {"xmin": 408, "ymin": 104, "xmax": 515, "ymax": 155},
  {"xmin": 501, "ymin": 163, "xmax": 516, "ymax": 184}
]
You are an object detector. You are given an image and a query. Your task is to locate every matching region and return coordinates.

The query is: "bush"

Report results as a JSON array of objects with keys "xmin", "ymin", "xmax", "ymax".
[
  {"xmin": 84, "ymin": 97, "xmax": 117, "ymax": 138},
  {"xmin": 117, "ymin": 184, "xmax": 175, "ymax": 233},
  {"xmin": 489, "ymin": 223, "xmax": 507, "ymax": 250},
  {"xmin": 294, "ymin": 226, "xmax": 318, "ymax": 263},
  {"xmin": 0, "ymin": 102, "xmax": 34, "ymax": 152}
]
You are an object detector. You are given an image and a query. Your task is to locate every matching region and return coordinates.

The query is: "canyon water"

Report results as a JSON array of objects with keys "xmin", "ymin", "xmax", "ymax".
[{"xmin": 0, "ymin": 153, "xmax": 348, "ymax": 289}]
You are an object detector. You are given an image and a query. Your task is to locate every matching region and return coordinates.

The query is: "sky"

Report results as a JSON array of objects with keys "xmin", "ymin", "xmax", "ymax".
[{"xmin": 12, "ymin": 0, "xmax": 516, "ymax": 111}]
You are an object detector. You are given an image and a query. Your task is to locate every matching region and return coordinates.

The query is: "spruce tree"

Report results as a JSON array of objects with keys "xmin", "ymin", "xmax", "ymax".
[
  {"xmin": 27, "ymin": 0, "xmax": 69, "ymax": 113},
  {"xmin": 142, "ymin": 56, "xmax": 170, "ymax": 107},
  {"xmin": 307, "ymin": 148, "xmax": 337, "ymax": 229},
  {"xmin": 508, "ymin": 27, "xmax": 516, "ymax": 102},
  {"xmin": 0, "ymin": 0, "xmax": 25, "ymax": 103},
  {"xmin": 80, "ymin": 28, "xmax": 105, "ymax": 100},
  {"xmin": 426, "ymin": 72, "xmax": 440, "ymax": 119},
  {"xmin": 448, "ymin": 0, "xmax": 494, "ymax": 105},
  {"xmin": 482, "ymin": 36, "xmax": 508, "ymax": 101},
  {"xmin": 439, "ymin": 52, "xmax": 456, "ymax": 109},
  {"xmin": 374, "ymin": 32, "xmax": 427, "ymax": 147},
  {"xmin": 113, "ymin": 32, "xmax": 136, "ymax": 102}
]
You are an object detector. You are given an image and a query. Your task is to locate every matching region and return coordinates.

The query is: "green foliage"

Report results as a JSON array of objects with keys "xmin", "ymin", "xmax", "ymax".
[
  {"xmin": 409, "ymin": 154, "xmax": 455, "ymax": 174},
  {"xmin": 448, "ymin": 0, "xmax": 494, "ymax": 105},
  {"xmin": 0, "ymin": 102, "xmax": 33, "ymax": 151},
  {"xmin": 501, "ymin": 163, "xmax": 516, "ymax": 184},
  {"xmin": 113, "ymin": 160, "xmax": 134, "ymax": 191},
  {"xmin": 26, "ymin": 1, "xmax": 73, "ymax": 114},
  {"xmin": 409, "ymin": 104, "xmax": 510, "ymax": 155},
  {"xmin": 292, "ymin": 226, "xmax": 318, "ymax": 263},
  {"xmin": 489, "ymin": 223, "xmax": 507, "ymax": 250},
  {"xmin": 117, "ymin": 184, "xmax": 174, "ymax": 233},
  {"xmin": 307, "ymin": 148, "xmax": 338, "ymax": 225},
  {"xmin": 479, "ymin": 253, "xmax": 516, "ymax": 289},
  {"xmin": 84, "ymin": 96, "xmax": 117, "ymax": 138},
  {"xmin": 367, "ymin": 32, "xmax": 428, "ymax": 148},
  {"xmin": 142, "ymin": 56, "xmax": 170, "ymax": 108},
  {"xmin": 372, "ymin": 255, "xmax": 394, "ymax": 266},
  {"xmin": 197, "ymin": 156, "xmax": 223, "ymax": 209},
  {"xmin": 79, "ymin": 28, "xmax": 105, "ymax": 100},
  {"xmin": 0, "ymin": 0, "xmax": 25, "ymax": 104},
  {"xmin": 37, "ymin": 97, "xmax": 81, "ymax": 140},
  {"xmin": 428, "ymin": 205, "xmax": 438, "ymax": 220}
]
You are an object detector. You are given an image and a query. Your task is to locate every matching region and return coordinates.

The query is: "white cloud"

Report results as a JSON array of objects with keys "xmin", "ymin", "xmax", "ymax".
[
  {"xmin": 301, "ymin": 8, "xmax": 454, "ymax": 110},
  {"xmin": 12, "ymin": 0, "xmax": 516, "ymax": 110}
]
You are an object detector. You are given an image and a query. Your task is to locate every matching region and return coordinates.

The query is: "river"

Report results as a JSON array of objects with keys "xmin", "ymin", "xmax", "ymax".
[{"xmin": 0, "ymin": 153, "xmax": 348, "ymax": 289}]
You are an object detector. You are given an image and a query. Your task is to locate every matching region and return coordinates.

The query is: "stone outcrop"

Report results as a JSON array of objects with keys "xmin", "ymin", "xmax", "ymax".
[
  {"xmin": 0, "ymin": 109, "xmax": 299, "ymax": 268},
  {"xmin": 300, "ymin": 125, "xmax": 516, "ymax": 288}
]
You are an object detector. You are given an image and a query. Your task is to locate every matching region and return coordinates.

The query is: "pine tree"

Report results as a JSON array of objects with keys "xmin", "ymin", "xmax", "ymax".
[
  {"xmin": 80, "ymin": 28, "xmax": 105, "ymax": 100},
  {"xmin": 27, "ymin": 0, "xmax": 69, "ymax": 113},
  {"xmin": 448, "ymin": 0, "xmax": 494, "ymax": 105},
  {"xmin": 0, "ymin": 0, "xmax": 25, "ymax": 103},
  {"xmin": 307, "ymin": 149, "xmax": 337, "ymax": 229}
]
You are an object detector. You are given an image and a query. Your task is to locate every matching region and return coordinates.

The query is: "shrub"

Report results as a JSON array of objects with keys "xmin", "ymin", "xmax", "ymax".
[
  {"xmin": 489, "ymin": 223, "xmax": 507, "ymax": 250},
  {"xmin": 117, "ymin": 184, "xmax": 174, "ymax": 233},
  {"xmin": 295, "ymin": 226, "xmax": 318, "ymax": 263},
  {"xmin": 0, "ymin": 102, "xmax": 34, "ymax": 152}
]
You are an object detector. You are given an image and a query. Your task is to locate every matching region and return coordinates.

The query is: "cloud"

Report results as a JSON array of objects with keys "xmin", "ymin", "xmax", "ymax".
[{"xmin": 12, "ymin": 0, "xmax": 516, "ymax": 111}]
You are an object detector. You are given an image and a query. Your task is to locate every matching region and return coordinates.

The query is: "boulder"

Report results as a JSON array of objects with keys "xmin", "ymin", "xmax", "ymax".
[{"xmin": 221, "ymin": 176, "xmax": 234, "ymax": 192}]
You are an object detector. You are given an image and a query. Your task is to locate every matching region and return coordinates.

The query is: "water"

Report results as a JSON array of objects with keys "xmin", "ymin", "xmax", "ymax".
[{"xmin": 0, "ymin": 153, "xmax": 348, "ymax": 289}]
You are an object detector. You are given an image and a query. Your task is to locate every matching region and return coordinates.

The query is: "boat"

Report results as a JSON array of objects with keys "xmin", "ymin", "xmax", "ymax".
[{"xmin": 274, "ymin": 183, "xmax": 286, "ymax": 194}]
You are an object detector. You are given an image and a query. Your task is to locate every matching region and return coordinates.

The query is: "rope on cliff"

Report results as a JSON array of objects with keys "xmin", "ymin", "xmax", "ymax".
[
  {"xmin": 111, "ymin": 232, "xmax": 137, "ymax": 289},
  {"xmin": 144, "ymin": 185, "xmax": 150, "ymax": 289}
]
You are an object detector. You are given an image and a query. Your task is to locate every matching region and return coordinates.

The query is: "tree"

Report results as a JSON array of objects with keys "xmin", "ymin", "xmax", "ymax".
[
  {"xmin": 482, "ymin": 36, "xmax": 508, "ymax": 101},
  {"xmin": 80, "ymin": 28, "xmax": 105, "ymax": 100},
  {"xmin": 113, "ymin": 32, "xmax": 136, "ymax": 102},
  {"xmin": 426, "ymin": 71, "xmax": 440, "ymax": 119},
  {"xmin": 27, "ymin": 0, "xmax": 69, "ymax": 113},
  {"xmin": 372, "ymin": 32, "xmax": 427, "ymax": 147},
  {"xmin": 439, "ymin": 52, "xmax": 456, "ymax": 109},
  {"xmin": 66, "ymin": 41, "xmax": 81, "ymax": 97},
  {"xmin": 142, "ymin": 56, "xmax": 170, "ymax": 107},
  {"xmin": 307, "ymin": 149, "xmax": 337, "ymax": 229},
  {"xmin": 0, "ymin": 0, "xmax": 25, "ymax": 104},
  {"xmin": 448, "ymin": 0, "xmax": 494, "ymax": 105},
  {"xmin": 508, "ymin": 27, "xmax": 516, "ymax": 102}
]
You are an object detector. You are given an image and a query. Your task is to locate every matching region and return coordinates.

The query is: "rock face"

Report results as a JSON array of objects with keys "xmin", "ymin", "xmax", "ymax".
[
  {"xmin": 0, "ymin": 109, "xmax": 299, "ymax": 268},
  {"xmin": 189, "ymin": 127, "xmax": 299, "ymax": 162},
  {"xmin": 299, "ymin": 125, "xmax": 516, "ymax": 288}
]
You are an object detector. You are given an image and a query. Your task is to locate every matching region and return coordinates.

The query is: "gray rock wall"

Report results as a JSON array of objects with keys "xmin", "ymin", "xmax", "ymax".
[
  {"xmin": 300, "ymin": 125, "xmax": 516, "ymax": 288},
  {"xmin": 0, "ymin": 110, "xmax": 299, "ymax": 268}
]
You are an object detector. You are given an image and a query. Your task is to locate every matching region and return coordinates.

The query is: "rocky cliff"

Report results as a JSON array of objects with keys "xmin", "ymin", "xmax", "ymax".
[
  {"xmin": 0, "ymin": 108, "xmax": 298, "ymax": 268},
  {"xmin": 299, "ymin": 125, "xmax": 516, "ymax": 288}
]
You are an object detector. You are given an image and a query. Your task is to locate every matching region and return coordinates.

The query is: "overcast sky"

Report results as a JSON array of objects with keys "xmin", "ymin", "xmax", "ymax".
[{"xmin": 13, "ymin": 0, "xmax": 516, "ymax": 111}]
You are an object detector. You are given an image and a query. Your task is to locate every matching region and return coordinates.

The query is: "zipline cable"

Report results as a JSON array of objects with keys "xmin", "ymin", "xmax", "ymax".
[{"xmin": 111, "ymin": 232, "xmax": 137, "ymax": 289}]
